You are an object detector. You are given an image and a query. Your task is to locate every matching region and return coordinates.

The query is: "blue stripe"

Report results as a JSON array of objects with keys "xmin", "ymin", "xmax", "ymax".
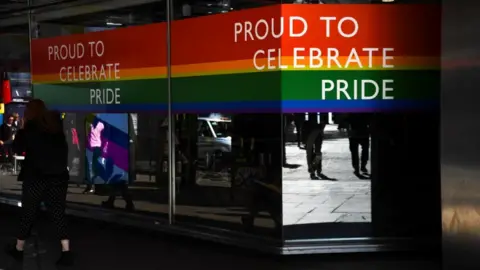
[
  {"xmin": 48, "ymin": 100, "xmax": 438, "ymax": 113},
  {"xmin": 89, "ymin": 116, "xmax": 129, "ymax": 149},
  {"xmin": 96, "ymin": 113, "xmax": 129, "ymax": 133},
  {"xmin": 49, "ymin": 104, "xmax": 166, "ymax": 112}
]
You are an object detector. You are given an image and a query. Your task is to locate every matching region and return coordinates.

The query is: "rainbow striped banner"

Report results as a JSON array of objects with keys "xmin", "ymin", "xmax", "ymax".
[{"xmin": 31, "ymin": 4, "xmax": 440, "ymax": 113}]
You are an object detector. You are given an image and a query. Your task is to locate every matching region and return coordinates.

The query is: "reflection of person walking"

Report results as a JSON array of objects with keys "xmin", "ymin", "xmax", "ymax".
[
  {"xmin": 84, "ymin": 118, "xmax": 105, "ymax": 194},
  {"xmin": 305, "ymin": 113, "xmax": 328, "ymax": 180},
  {"xmin": 347, "ymin": 113, "xmax": 371, "ymax": 177},
  {"xmin": 294, "ymin": 113, "xmax": 305, "ymax": 148},
  {"xmin": 306, "ymin": 125, "xmax": 323, "ymax": 179},
  {"xmin": 65, "ymin": 119, "xmax": 80, "ymax": 171}
]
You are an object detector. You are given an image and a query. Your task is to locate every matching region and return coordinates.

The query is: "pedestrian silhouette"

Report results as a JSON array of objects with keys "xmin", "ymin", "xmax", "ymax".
[{"xmin": 346, "ymin": 113, "xmax": 371, "ymax": 179}]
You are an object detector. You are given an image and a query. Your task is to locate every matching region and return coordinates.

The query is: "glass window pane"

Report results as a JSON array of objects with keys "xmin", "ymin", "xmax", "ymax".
[
  {"xmin": 283, "ymin": 112, "xmax": 372, "ymax": 239},
  {"xmin": 280, "ymin": 1, "xmax": 441, "ymax": 242},
  {"xmin": 171, "ymin": 0, "xmax": 283, "ymax": 239},
  {"xmin": 26, "ymin": 0, "xmax": 169, "ymax": 218}
]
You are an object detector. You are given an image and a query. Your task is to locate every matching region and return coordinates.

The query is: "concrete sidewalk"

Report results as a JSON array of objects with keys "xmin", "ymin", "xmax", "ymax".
[
  {"xmin": 283, "ymin": 136, "xmax": 371, "ymax": 225},
  {"xmin": 0, "ymin": 140, "xmax": 370, "ymax": 229}
]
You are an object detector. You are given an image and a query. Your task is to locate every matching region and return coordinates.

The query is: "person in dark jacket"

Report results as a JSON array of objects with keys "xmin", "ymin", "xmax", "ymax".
[
  {"xmin": 346, "ymin": 113, "xmax": 372, "ymax": 177},
  {"xmin": 12, "ymin": 112, "xmax": 20, "ymax": 128},
  {"xmin": 12, "ymin": 118, "xmax": 25, "ymax": 155},
  {"xmin": 0, "ymin": 114, "xmax": 18, "ymax": 164},
  {"xmin": 5, "ymin": 99, "xmax": 73, "ymax": 266},
  {"xmin": 305, "ymin": 113, "xmax": 332, "ymax": 180}
]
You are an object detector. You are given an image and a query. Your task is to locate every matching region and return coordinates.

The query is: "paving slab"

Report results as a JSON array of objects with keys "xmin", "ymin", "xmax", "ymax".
[
  {"xmin": 283, "ymin": 134, "xmax": 372, "ymax": 224},
  {"xmin": 334, "ymin": 195, "xmax": 371, "ymax": 214}
]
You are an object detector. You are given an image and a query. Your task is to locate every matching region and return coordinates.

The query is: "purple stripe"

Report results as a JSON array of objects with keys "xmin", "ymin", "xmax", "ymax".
[
  {"xmin": 175, "ymin": 108, "xmax": 405, "ymax": 113},
  {"xmin": 282, "ymin": 107, "xmax": 438, "ymax": 113},
  {"xmin": 86, "ymin": 141, "xmax": 129, "ymax": 171},
  {"xmin": 175, "ymin": 108, "xmax": 280, "ymax": 113},
  {"xmin": 283, "ymin": 108, "xmax": 381, "ymax": 113}
]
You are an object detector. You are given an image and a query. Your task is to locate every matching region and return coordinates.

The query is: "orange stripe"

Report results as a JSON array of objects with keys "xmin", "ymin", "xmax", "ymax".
[
  {"xmin": 33, "ymin": 57, "xmax": 438, "ymax": 84},
  {"xmin": 278, "ymin": 56, "xmax": 439, "ymax": 68},
  {"xmin": 172, "ymin": 59, "xmax": 254, "ymax": 74},
  {"xmin": 33, "ymin": 67, "xmax": 167, "ymax": 84},
  {"xmin": 174, "ymin": 56, "xmax": 438, "ymax": 75}
]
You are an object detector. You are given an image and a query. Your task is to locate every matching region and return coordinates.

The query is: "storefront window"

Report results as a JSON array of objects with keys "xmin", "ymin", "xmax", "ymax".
[
  {"xmin": 0, "ymin": 0, "xmax": 441, "ymax": 250},
  {"xmin": 281, "ymin": 2, "xmax": 441, "ymax": 241},
  {"xmin": 26, "ymin": 0, "xmax": 170, "ymax": 219},
  {"xmin": 0, "ymin": 22, "xmax": 30, "ymax": 200},
  {"xmin": 170, "ymin": 0, "xmax": 283, "ymax": 238}
]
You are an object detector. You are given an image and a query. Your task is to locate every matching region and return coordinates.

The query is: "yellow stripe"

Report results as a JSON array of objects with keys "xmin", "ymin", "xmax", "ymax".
[{"xmin": 33, "ymin": 56, "xmax": 439, "ymax": 84}]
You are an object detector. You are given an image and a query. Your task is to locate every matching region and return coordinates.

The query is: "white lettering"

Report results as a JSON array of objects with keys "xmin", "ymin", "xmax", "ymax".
[
  {"xmin": 293, "ymin": 47, "xmax": 305, "ymax": 69},
  {"xmin": 95, "ymin": 41, "xmax": 105, "ymax": 57},
  {"xmin": 383, "ymin": 48, "xmax": 394, "ymax": 68},
  {"xmin": 253, "ymin": 50, "xmax": 265, "ymax": 70},
  {"xmin": 90, "ymin": 89, "xmax": 95, "ymax": 104},
  {"xmin": 309, "ymin": 48, "xmax": 323, "ymax": 68},
  {"xmin": 88, "ymin": 41, "xmax": 95, "ymax": 57},
  {"xmin": 382, "ymin": 79, "xmax": 394, "ymax": 99},
  {"xmin": 289, "ymin": 16, "xmax": 308, "ymax": 38},
  {"xmin": 267, "ymin": 48, "xmax": 276, "ymax": 70},
  {"xmin": 361, "ymin": 80, "xmax": 379, "ymax": 100},
  {"xmin": 59, "ymin": 67, "xmax": 66, "ymax": 82},
  {"xmin": 48, "ymin": 46, "xmax": 53, "ymax": 60},
  {"xmin": 338, "ymin": 17, "xmax": 358, "ymax": 38},
  {"xmin": 337, "ymin": 80, "xmax": 350, "ymax": 100},
  {"xmin": 362, "ymin": 48, "xmax": 379, "ymax": 68},
  {"xmin": 255, "ymin": 19, "xmax": 269, "ymax": 40},
  {"xmin": 327, "ymin": 48, "xmax": 341, "ymax": 68},
  {"xmin": 56, "ymin": 63, "xmax": 120, "ymax": 82},
  {"xmin": 60, "ymin": 45, "xmax": 68, "ymax": 60},
  {"xmin": 90, "ymin": 88, "xmax": 121, "ymax": 104},
  {"xmin": 320, "ymin": 79, "xmax": 394, "ymax": 100},
  {"xmin": 322, "ymin": 80, "xmax": 335, "ymax": 99},
  {"xmin": 277, "ymin": 48, "xmax": 288, "ymax": 69},
  {"xmin": 45, "ymin": 43, "xmax": 86, "ymax": 60},
  {"xmin": 320, "ymin": 16, "xmax": 336, "ymax": 38},
  {"xmin": 345, "ymin": 48, "xmax": 362, "ymax": 68},
  {"xmin": 234, "ymin": 23, "xmax": 242, "ymax": 43},
  {"xmin": 244, "ymin": 22, "xmax": 254, "ymax": 42},
  {"xmin": 271, "ymin": 17, "xmax": 284, "ymax": 39},
  {"xmin": 234, "ymin": 17, "xmax": 308, "ymax": 42}
]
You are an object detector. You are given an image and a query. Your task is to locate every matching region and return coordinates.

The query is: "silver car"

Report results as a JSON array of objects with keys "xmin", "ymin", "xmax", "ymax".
[{"xmin": 197, "ymin": 117, "xmax": 231, "ymax": 170}]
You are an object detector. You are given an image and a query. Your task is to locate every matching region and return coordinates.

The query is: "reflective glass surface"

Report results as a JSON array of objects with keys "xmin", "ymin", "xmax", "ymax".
[
  {"xmin": 171, "ymin": 0, "xmax": 283, "ymax": 238},
  {"xmin": 0, "ymin": 0, "xmax": 441, "ymax": 246},
  {"xmin": 283, "ymin": 112, "xmax": 372, "ymax": 239},
  {"xmin": 1, "ymin": 1, "xmax": 171, "ymax": 219}
]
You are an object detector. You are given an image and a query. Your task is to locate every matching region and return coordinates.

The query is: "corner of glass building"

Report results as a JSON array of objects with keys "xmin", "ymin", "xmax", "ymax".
[{"xmin": 0, "ymin": 0, "xmax": 442, "ymax": 255}]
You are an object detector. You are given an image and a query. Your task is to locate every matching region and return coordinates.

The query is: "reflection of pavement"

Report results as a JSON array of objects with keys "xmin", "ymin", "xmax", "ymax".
[
  {"xmin": 283, "ymin": 134, "xmax": 371, "ymax": 225},
  {"xmin": 0, "ymin": 127, "xmax": 369, "ymax": 230},
  {"xmin": 196, "ymin": 171, "xmax": 231, "ymax": 188},
  {"xmin": 0, "ymin": 206, "xmax": 438, "ymax": 269},
  {"xmin": 0, "ymin": 174, "xmax": 274, "ymax": 229}
]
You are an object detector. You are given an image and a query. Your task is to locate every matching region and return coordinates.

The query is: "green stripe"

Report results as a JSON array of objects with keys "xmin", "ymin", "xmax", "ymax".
[
  {"xmin": 282, "ymin": 70, "xmax": 440, "ymax": 100},
  {"xmin": 34, "ymin": 72, "xmax": 282, "ymax": 105},
  {"xmin": 34, "ymin": 79, "xmax": 168, "ymax": 105},
  {"xmin": 172, "ymin": 71, "xmax": 281, "ymax": 102},
  {"xmin": 33, "ymin": 70, "xmax": 439, "ymax": 106}
]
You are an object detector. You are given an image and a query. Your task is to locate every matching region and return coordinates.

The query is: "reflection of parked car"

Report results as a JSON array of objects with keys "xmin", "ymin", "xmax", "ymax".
[{"xmin": 197, "ymin": 117, "xmax": 232, "ymax": 170}]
